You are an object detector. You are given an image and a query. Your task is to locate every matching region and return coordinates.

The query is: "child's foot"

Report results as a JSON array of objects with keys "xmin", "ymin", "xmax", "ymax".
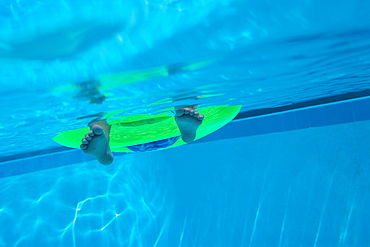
[
  {"xmin": 175, "ymin": 108, "xmax": 204, "ymax": 143},
  {"xmin": 80, "ymin": 125, "xmax": 113, "ymax": 165}
]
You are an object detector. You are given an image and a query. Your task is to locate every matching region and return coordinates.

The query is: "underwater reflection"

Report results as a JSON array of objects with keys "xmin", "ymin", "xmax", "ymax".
[{"xmin": 0, "ymin": 21, "xmax": 123, "ymax": 60}]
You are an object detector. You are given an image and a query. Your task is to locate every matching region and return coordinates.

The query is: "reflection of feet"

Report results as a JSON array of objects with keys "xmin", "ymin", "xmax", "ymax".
[
  {"xmin": 175, "ymin": 108, "xmax": 204, "ymax": 143},
  {"xmin": 80, "ymin": 125, "xmax": 113, "ymax": 165},
  {"xmin": 89, "ymin": 93, "xmax": 106, "ymax": 104},
  {"xmin": 75, "ymin": 80, "xmax": 106, "ymax": 104}
]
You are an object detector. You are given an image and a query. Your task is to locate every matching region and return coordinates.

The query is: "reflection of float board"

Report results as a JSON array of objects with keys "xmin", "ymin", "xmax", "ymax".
[
  {"xmin": 53, "ymin": 105, "xmax": 241, "ymax": 153},
  {"xmin": 52, "ymin": 58, "xmax": 217, "ymax": 94}
]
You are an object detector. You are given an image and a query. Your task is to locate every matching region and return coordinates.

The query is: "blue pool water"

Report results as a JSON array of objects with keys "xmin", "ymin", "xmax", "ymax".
[
  {"xmin": 1, "ymin": 118, "xmax": 369, "ymax": 246},
  {"xmin": 1, "ymin": 0, "xmax": 370, "ymax": 246},
  {"xmin": 1, "ymin": 0, "xmax": 370, "ymax": 155}
]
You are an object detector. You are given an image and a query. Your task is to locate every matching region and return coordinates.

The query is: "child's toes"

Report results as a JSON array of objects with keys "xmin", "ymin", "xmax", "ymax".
[
  {"xmin": 88, "ymin": 130, "xmax": 95, "ymax": 137},
  {"xmin": 91, "ymin": 125, "xmax": 104, "ymax": 135},
  {"xmin": 184, "ymin": 108, "xmax": 192, "ymax": 115}
]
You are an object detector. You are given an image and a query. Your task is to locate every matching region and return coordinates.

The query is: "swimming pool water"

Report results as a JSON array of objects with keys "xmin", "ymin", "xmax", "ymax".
[
  {"xmin": 1, "ymin": 120, "xmax": 369, "ymax": 246},
  {"xmin": 1, "ymin": 0, "xmax": 370, "ymax": 156},
  {"xmin": 0, "ymin": 0, "xmax": 370, "ymax": 246}
]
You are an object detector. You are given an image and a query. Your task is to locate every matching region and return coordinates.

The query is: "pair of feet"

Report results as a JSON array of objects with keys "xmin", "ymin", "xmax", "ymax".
[{"xmin": 80, "ymin": 107, "xmax": 204, "ymax": 165}]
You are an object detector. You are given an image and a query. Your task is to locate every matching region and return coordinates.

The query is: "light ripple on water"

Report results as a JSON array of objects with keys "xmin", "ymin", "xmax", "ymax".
[
  {"xmin": 0, "ymin": 155, "xmax": 172, "ymax": 246},
  {"xmin": 1, "ymin": 0, "xmax": 370, "ymax": 156}
]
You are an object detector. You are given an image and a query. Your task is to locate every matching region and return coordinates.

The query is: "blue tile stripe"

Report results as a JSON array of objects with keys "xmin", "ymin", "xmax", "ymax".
[
  {"xmin": 0, "ymin": 97, "xmax": 369, "ymax": 178},
  {"xmin": 0, "ymin": 149, "xmax": 95, "ymax": 178},
  {"xmin": 198, "ymin": 97, "xmax": 370, "ymax": 142},
  {"xmin": 235, "ymin": 88, "xmax": 370, "ymax": 120}
]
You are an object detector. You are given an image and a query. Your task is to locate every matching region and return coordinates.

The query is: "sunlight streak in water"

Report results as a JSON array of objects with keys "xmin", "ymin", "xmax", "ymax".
[
  {"xmin": 100, "ymin": 212, "xmax": 120, "ymax": 231},
  {"xmin": 178, "ymin": 218, "xmax": 187, "ymax": 247},
  {"xmin": 0, "ymin": 154, "xmax": 172, "ymax": 246},
  {"xmin": 248, "ymin": 163, "xmax": 269, "ymax": 247},
  {"xmin": 153, "ymin": 219, "xmax": 168, "ymax": 247},
  {"xmin": 339, "ymin": 192, "xmax": 356, "ymax": 247},
  {"xmin": 63, "ymin": 195, "xmax": 108, "ymax": 247},
  {"xmin": 313, "ymin": 174, "xmax": 335, "ymax": 247},
  {"xmin": 278, "ymin": 186, "xmax": 291, "ymax": 247}
]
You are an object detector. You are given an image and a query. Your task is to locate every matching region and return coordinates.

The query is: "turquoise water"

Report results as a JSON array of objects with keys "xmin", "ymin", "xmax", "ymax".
[
  {"xmin": 0, "ymin": 0, "xmax": 370, "ymax": 246},
  {"xmin": 1, "ymin": 120, "xmax": 369, "ymax": 246},
  {"xmin": 1, "ymin": 0, "xmax": 370, "ymax": 156}
]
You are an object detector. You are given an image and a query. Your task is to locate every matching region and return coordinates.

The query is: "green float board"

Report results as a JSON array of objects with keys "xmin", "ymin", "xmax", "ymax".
[{"xmin": 53, "ymin": 105, "xmax": 241, "ymax": 153}]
